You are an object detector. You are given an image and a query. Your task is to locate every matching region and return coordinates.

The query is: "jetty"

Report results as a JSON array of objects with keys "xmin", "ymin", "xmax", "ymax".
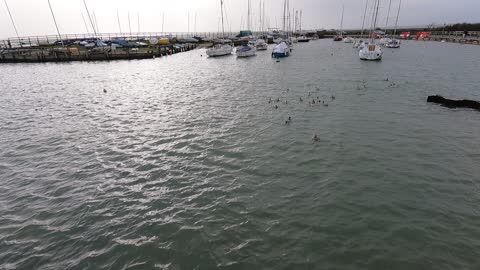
[{"xmin": 0, "ymin": 32, "xmax": 205, "ymax": 63}]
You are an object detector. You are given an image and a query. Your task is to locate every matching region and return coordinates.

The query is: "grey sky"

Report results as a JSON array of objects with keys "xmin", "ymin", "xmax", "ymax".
[{"xmin": 1, "ymin": 0, "xmax": 479, "ymax": 38}]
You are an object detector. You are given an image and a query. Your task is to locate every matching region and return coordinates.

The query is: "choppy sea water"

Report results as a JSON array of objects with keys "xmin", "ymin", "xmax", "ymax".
[{"xmin": 1, "ymin": 40, "xmax": 480, "ymax": 270}]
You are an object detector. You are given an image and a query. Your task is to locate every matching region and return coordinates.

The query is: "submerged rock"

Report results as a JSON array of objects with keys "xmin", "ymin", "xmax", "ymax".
[{"xmin": 427, "ymin": 95, "xmax": 480, "ymax": 111}]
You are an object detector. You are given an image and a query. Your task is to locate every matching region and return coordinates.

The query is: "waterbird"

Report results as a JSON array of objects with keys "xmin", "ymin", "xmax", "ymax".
[
  {"xmin": 312, "ymin": 134, "xmax": 320, "ymax": 142},
  {"xmin": 299, "ymin": 97, "xmax": 303, "ymax": 102},
  {"xmin": 103, "ymin": 89, "xmax": 107, "ymax": 93},
  {"xmin": 331, "ymin": 95, "xmax": 336, "ymax": 100},
  {"xmin": 268, "ymin": 98, "xmax": 272, "ymax": 104},
  {"xmin": 274, "ymin": 105, "xmax": 279, "ymax": 109},
  {"xmin": 285, "ymin": 117, "xmax": 292, "ymax": 125}
]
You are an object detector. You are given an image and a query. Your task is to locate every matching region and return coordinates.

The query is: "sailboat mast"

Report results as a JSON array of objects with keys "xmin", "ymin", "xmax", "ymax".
[
  {"xmin": 117, "ymin": 10, "xmax": 122, "ymax": 34},
  {"xmin": 340, "ymin": 4, "xmax": 344, "ymax": 36},
  {"xmin": 93, "ymin": 11, "xmax": 100, "ymax": 33},
  {"xmin": 393, "ymin": 0, "xmax": 402, "ymax": 36},
  {"xmin": 3, "ymin": 0, "xmax": 21, "ymax": 44},
  {"xmin": 128, "ymin": 12, "xmax": 132, "ymax": 36},
  {"xmin": 282, "ymin": 0, "xmax": 286, "ymax": 33},
  {"xmin": 263, "ymin": 0, "xmax": 266, "ymax": 34},
  {"xmin": 371, "ymin": 0, "xmax": 380, "ymax": 43},
  {"xmin": 360, "ymin": 0, "xmax": 369, "ymax": 38},
  {"xmin": 220, "ymin": 0, "xmax": 225, "ymax": 38},
  {"xmin": 47, "ymin": 0, "xmax": 64, "ymax": 47},
  {"xmin": 162, "ymin": 13, "xmax": 165, "ymax": 33},
  {"xmin": 82, "ymin": 13, "xmax": 90, "ymax": 35},
  {"xmin": 83, "ymin": 0, "xmax": 97, "ymax": 37},
  {"xmin": 385, "ymin": 0, "xmax": 392, "ymax": 35},
  {"xmin": 247, "ymin": 0, "xmax": 251, "ymax": 30}
]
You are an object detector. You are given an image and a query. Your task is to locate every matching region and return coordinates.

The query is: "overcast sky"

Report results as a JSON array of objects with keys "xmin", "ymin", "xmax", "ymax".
[{"xmin": 1, "ymin": 0, "xmax": 479, "ymax": 38}]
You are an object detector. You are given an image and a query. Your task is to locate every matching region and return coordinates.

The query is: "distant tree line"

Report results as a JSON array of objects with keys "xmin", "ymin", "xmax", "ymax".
[{"xmin": 432, "ymin": 23, "xmax": 480, "ymax": 32}]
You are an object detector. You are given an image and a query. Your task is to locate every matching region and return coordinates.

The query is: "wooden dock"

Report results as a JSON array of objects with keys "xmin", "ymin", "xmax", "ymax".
[{"xmin": 0, "ymin": 44, "xmax": 196, "ymax": 63}]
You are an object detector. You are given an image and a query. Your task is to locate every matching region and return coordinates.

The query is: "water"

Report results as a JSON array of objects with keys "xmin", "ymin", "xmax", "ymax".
[{"xmin": 1, "ymin": 40, "xmax": 480, "ymax": 270}]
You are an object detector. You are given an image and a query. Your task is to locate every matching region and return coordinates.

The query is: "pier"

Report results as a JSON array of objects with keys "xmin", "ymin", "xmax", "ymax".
[{"xmin": 0, "ymin": 32, "xmax": 213, "ymax": 63}]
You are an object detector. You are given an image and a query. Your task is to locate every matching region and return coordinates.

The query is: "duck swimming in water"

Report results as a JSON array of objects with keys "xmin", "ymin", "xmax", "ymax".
[
  {"xmin": 312, "ymin": 134, "xmax": 320, "ymax": 142},
  {"xmin": 285, "ymin": 117, "xmax": 292, "ymax": 125}
]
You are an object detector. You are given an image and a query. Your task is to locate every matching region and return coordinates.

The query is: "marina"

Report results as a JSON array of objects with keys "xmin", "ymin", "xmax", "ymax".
[{"xmin": 1, "ymin": 0, "xmax": 480, "ymax": 269}]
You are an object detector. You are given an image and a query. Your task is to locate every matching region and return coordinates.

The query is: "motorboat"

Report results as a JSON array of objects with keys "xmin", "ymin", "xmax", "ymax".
[
  {"xmin": 359, "ymin": 43, "xmax": 382, "ymax": 61},
  {"xmin": 255, "ymin": 39, "xmax": 268, "ymax": 50},
  {"xmin": 343, "ymin": 37, "xmax": 355, "ymax": 43},
  {"xmin": 236, "ymin": 44, "xmax": 256, "ymax": 57},
  {"xmin": 272, "ymin": 41, "xmax": 291, "ymax": 58},
  {"xmin": 298, "ymin": 36, "xmax": 310, "ymax": 43},
  {"xmin": 290, "ymin": 37, "xmax": 298, "ymax": 43},
  {"xmin": 333, "ymin": 36, "xmax": 343, "ymax": 42},
  {"xmin": 206, "ymin": 43, "xmax": 233, "ymax": 57},
  {"xmin": 385, "ymin": 39, "xmax": 400, "ymax": 48}
]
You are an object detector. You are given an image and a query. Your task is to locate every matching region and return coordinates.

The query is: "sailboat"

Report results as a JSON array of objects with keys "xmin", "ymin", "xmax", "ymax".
[
  {"xmin": 207, "ymin": 0, "xmax": 233, "ymax": 57},
  {"xmin": 385, "ymin": 0, "xmax": 402, "ymax": 48},
  {"xmin": 236, "ymin": 0, "xmax": 256, "ymax": 57},
  {"xmin": 297, "ymin": 10, "xmax": 309, "ymax": 42},
  {"xmin": 359, "ymin": 0, "xmax": 383, "ymax": 60},
  {"xmin": 255, "ymin": 0, "xmax": 269, "ymax": 50},
  {"xmin": 334, "ymin": 5, "xmax": 344, "ymax": 41},
  {"xmin": 354, "ymin": 0, "xmax": 369, "ymax": 49}
]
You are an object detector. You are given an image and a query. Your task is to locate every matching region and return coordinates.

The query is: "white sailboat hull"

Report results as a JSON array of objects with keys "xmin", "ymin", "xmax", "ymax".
[
  {"xmin": 206, "ymin": 44, "xmax": 233, "ymax": 57},
  {"xmin": 359, "ymin": 44, "xmax": 383, "ymax": 61}
]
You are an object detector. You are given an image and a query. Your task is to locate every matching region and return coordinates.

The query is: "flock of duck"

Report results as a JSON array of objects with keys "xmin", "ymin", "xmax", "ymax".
[{"xmin": 267, "ymin": 87, "xmax": 337, "ymax": 143}]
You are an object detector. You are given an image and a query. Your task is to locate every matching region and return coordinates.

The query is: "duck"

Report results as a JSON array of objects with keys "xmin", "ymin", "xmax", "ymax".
[
  {"xmin": 285, "ymin": 117, "xmax": 292, "ymax": 125},
  {"xmin": 312, "ymin": 134, "xmax": 320, "ymax": 142}
]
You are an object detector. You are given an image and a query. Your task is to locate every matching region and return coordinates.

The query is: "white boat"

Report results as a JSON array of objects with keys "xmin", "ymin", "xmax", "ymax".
[
  {"xmin": 255, "ymin": 39, "xmax": 268, "ymax": 50},
  {"xmin": 207, "ymin": 0, "xmax": 232, "ymax": 57},
  {"xmin": 388, "ymin": 0, "xmax": 403, "ymax": 49},
  {"xmin": 236, "ymin": 44, "xmax": 256, "ymax": 57},
  {"xmin": 272, "ymin": 41, "xmax": 291, "ymax": 58},
  {"xmin": 353, "ymin": 40, "xmax": 364, "ymax": 49},
  {"xmin": 290, "ymin": 37, "xmax": 298, "ymax": 43},
  {"xmin": 298, "ymin": 36, "xmax": 310, "ymax": 43},
  {"xmin": 359, "ymin": 43, "xmax": 382, "ymax": 60},
  {"xmin": 385, "ymin": 39, "xmax": 400, "ymax": 48},
  {"xmin": 359, "ymin": 0, "xmax": 382, "ymax": 61},
  {"xmin": 207, "ymin": 43, "xmax": 233, "ymax": 57},
  {"xmin": 343, "ymin": 37, "xmax": 355, "ymax": 43},
  {"xmin": 379, "ymin": 37, "xmax": 391, "ymax": 46}
]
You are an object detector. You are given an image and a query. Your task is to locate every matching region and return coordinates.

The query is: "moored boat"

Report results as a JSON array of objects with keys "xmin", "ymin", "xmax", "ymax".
[
  {"xmin": 272, "ymin": 41, "xmax": 290, "ymax": 58},
  {"xmin": 298, "ymin": 36, "xmax": 310, "ymax": 42},
  {"xmin": 359, "ymin": 43, "xmax": 382, "ymax": 60},
  {"xmin": 255, "ymin": 39, "xmax": 268, "ymax": 50},
  {"xmin": 207, "ymin": 43, "xmax": 233, "ymax": 57},
  {"xmin": 236, "ymin": 44, "xmax": 256, "ymax": 57}
]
